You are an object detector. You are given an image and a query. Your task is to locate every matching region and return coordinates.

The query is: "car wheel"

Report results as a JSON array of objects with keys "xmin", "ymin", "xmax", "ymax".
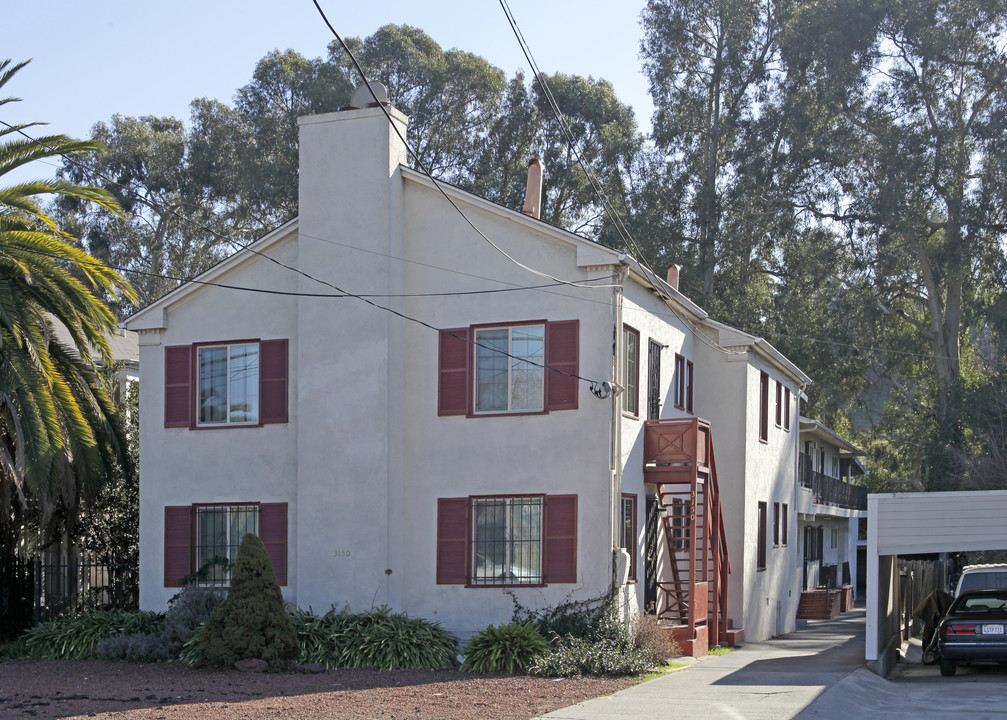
[{"xmin": 939, "ymin": 657, "xmax": 957, "ymax": 676}]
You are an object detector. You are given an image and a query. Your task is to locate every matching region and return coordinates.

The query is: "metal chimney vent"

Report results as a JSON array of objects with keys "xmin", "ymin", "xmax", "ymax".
[{"xmin": 349, "ymin": 82, "xmax": 389, "ymax": 110}]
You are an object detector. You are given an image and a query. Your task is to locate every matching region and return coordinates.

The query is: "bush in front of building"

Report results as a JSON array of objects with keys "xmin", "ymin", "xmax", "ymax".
[
  {"xmin": 292, "ymin": 606, "xmax": 459, "ymax": 670},
  {"xmin": 460, "ymin": 621, "xmax": 549, "ymax": 673},
  {"xmin": 197, "ymin": 533, "xmax": 299, "ymax": 670},
  {"xmin": 23, "ymin": 609, "xmax": 164, "ymax": 659}
]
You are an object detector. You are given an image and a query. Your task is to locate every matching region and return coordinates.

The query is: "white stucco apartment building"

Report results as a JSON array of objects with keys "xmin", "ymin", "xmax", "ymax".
[{"xmin": 126, "ymin": 96, "xmax": 813, "ymax": 648}]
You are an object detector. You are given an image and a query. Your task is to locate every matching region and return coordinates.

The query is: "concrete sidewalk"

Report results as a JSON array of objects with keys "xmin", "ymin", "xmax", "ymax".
[
  {"xmin": 535, "ymin": 609, "xmax": 867, "ymax": 720},
  {"xmin": 537, "ymin": 606, "xmax": 1007, "ymax": 719}
]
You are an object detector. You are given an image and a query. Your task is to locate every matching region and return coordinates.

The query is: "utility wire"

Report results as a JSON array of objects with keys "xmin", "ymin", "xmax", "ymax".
[
  {"xmin": 495, "ymin": 0, "xmax": 742, "ymax": 358},
  {"xmin": 0, "ymin": 126, "xmax": 611, "ymax": 391},
  {"xmin": 309, "ymin": 0, "xmax": 618, "ymax": 292}
]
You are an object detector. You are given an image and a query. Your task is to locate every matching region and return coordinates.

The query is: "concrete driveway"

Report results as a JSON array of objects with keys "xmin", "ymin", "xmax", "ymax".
[{"xmin": 536, "ymin": 606, "xmax": 1007, "ymax": 720}]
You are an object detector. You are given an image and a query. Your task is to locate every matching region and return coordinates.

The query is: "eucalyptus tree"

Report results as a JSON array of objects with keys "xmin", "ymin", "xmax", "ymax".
[
  {"xmin": 0, "ymin": 60, "xmax": 135, "ymax": 538},
  {"xmin": 464, "ymin": 71, "xmax": 642, "ymax": 241},
  {"xmin": 781, "ymin": 0, "xmax": 1007, "ymax": 484},
  {"xmin": 641, "ymin": 0, "xmax": 783, "ymax": 303}
]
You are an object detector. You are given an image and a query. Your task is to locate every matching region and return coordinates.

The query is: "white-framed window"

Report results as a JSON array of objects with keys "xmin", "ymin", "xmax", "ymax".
[
  {"xmin": 470, "ymin": 496, "xmax": 543, "ymax": 585},
  {"xmin": 622, "ymin": 326, "xmax": 639, "ymax": 416},
  {"xmin": 198, "ymin": 343, "xmax": 259, "ymax": 425},
  {"xmin": 474, "ymin": 325, "xmax": 545, "ymax": 413},
  {"xmin": 194, "ymin": 504, "xmax": 258, "ymax": 586},
  {"xmin": 619, "ymin": 494, "xmax": 637, "ymax": 581},
  {"xmin": 831, "ymin": 527, "xmax": 839, "ymax": 549}
]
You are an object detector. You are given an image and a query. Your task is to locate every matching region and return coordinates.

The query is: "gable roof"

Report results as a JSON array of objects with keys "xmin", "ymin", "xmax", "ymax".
[{"xmin": 125, "ymin": 219, "xmax": 298, "ymax": 332}]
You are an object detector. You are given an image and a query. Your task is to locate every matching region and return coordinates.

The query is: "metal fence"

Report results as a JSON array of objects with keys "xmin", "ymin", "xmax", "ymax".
[
  {"xmin": 799, "ymin": 453, "xmax": 868, "ymax": 510},
  {"xmin": 0, "ymin": 553, "xmax": 139, "ymax": 639}
]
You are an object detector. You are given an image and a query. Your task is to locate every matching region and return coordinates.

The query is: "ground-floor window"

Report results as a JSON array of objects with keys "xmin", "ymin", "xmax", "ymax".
[
  {"xmin": 757, "ymin": 502, "xmax": 767, "ymax": 570},
  {"xmin": 471, "ymin": 496, "xmax": 543, "ymax": 585},
  {"xmin": 194, "ymin": 504, "xmax": 258, "ymax": 586}
]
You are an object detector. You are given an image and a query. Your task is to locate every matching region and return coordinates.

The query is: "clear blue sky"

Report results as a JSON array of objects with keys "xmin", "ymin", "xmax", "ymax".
[{"xmin": 4, "ymin": 0, "xmax": 655, "ymax": 164}]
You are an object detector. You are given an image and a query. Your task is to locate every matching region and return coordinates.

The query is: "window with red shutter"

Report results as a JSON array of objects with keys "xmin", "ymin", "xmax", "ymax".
[
  {"xmin": 544, "ymin": 494, "xmax": 577, "ymax": 584},
  {"xmin": 438, "ymin": 329, "xmax": 470, "ymax": 416},
  {"xmin": 164, "ymin": 502, "xmax": 287, "ymax": 587},
  {"xmin": 437, "ymin": 494, "xmax": 578, "ymax": 586},
  {"xmin": 546, "ymin": 320, "xmax": 579, "ymax": 411},
  {"xmin": 437, "ymin": 321, "xmax": 579, "ymax": 417},
  {"xmin": 436, "ymin": 498, "xmax": 469, "ymax": 584},
  {"xmin": 164, "ymin": 506, "xmax": 192, "ymax": 587},
  {"xmin": 164, "ymin": 346, "xmax": 193, "ymax": 428},
  {"xmin": 259, "ymin": 340, "xmax": 288, "ymax": 425},
  {"xmin": 165, "ymin": 340, "xmax": 288, "ymax": 428},
  {"xmin": 259, "ymin": 502, "xmax": 288, "ymax": 585}
]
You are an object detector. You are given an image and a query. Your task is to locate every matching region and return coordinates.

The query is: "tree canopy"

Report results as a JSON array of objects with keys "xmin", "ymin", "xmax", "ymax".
[{"xmin": 52, "ymin": 13, "xmax": 1007, "ymax": 491}]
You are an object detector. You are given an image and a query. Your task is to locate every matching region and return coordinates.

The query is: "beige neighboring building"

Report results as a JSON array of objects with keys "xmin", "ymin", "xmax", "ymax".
[{"xmin": 126, "ymin": 92, "xmax": 814, "ymax": 651}]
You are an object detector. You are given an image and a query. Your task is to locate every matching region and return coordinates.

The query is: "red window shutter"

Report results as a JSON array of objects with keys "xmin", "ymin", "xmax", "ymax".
[
  {"xmin": 164, "ymin": 506, "xmax": 192, "ymax": 587},
  {"xmin": 438, "ymin": 329, "xmax": 470, "ymax": 416},
  {"xmin": 545, "ymin": 320, "xmax": 579, "ymax": 411},
  {"xmin": 436, "ymin": 497, "xmax": 468, "ymax": 584},
  {"xmin": 544, "ymin": 494, "xmax": 577, "ymax": 583},
  {"xmin": 259, "ymin": 502, "xmax": 288, "ymax": 586},
  {"xmin": 259, "ymin": 339, "xmax": 289, "ymax": 425},
  {"xmin": 164, "ymin": 346, "xmax": 193, "ymax": 428}
]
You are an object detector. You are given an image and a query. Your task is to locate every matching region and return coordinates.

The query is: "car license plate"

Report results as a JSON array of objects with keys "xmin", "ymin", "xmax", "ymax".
[{"xmin": 982, "ymin": 624, "xmax": 1004, "ymax": 635}]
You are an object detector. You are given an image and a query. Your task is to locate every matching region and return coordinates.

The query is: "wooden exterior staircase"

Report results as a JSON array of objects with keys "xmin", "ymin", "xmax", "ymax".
[{"xmin": 643, "ymin": 418, "xmax": 734, "ymax": 656}]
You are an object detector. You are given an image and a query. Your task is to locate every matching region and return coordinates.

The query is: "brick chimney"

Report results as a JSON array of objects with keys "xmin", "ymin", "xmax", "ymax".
[
  {"xmin": 523, "ymin": 159, "xmax": 543, "ymax": 219},
  {"xmin": 666, "ymin": 263, "xmax": 682, "ymax": 291}
]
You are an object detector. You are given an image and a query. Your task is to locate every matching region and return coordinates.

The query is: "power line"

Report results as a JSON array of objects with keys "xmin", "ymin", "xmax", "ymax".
[
  {"xmin": 309, "ymin": 0, "xmax": 619, "ymax": 292},
  {"xmin": 494, "ymin": 0, "xmax": 742, "ymax": 358}
]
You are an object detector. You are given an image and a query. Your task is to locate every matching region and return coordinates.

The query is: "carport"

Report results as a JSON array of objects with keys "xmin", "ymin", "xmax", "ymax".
[{"xmin": 866, "ymin": 490, "xmax": 1007, "ymax": 675}]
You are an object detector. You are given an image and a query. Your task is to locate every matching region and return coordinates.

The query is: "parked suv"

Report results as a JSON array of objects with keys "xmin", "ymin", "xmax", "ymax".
[{"xmin": 954, "ymin": 564, "xmax": 1007, "ymax": 596}]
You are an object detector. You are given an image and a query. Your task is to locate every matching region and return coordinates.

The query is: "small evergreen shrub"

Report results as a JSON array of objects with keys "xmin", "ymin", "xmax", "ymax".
[
  {"xmin": 292, "ymin": 606, "xmax": 459, "ymax": 670},
  {"xmin": 461, "ymin": 622, "xmax": 548, "ymax": 673},
  {"xmin": 23, "ymin": 610, "xmax": 164, "ymax": 659},
  {"xmin": 198, "ymin": 534, "xmax": 299, "ymax": 670},
  {"xmin": 95, "ymin": 632, "xmax": 174, "ymax": 662}
]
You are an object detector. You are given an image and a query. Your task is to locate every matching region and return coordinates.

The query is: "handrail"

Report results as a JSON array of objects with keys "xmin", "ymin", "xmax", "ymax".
[{"xmin": 798, "ymin": 454, "xmax": 867, "ymax": 510}]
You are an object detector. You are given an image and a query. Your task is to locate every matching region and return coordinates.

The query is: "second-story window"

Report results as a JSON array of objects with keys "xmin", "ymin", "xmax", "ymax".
[
  {"xmin": 475, "ymin": 325, "xmax": 545, "ymax": 413},
  {"xmin": 759, "ymin": 371, "xmax": 769, "ymax": 442},
  {"xmin": 198, "ymin": 344, "xmax": 259, "ymax": 425},
  {"xmin": 622, "ymin": 326, "xmax": 639, "ymax": 417}
]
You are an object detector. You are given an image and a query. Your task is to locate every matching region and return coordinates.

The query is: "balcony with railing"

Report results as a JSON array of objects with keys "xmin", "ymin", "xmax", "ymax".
[{"xmin": 798, "ymin": 453, "xmax": 867, "ymax": 511}]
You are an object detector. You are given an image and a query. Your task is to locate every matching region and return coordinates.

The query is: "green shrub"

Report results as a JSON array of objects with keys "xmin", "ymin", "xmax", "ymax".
[
  {"xmin": 0, "ymin": 638, "xmax": 29, "ymax": 660},
  {"xmin": 461, "ymin": 622, "xmax": 548, "ymax": 673},
  {"xmin": 292, "ymin": 606, "xmax": 459, "ymax": 670},
  {"xmin": 198, "ymin": 534, "xmax": 299, "ymax": 670},
  {"xmin": 163, "ymin": 586, "xmax": 225, "ymax": 645},
  {"xmin": 23, "ymin": 610, "xmax": 164, "ymax": 659},
  {"xmin": 95, "ymin": 632, "xmax": 174, "ymax": 662},
  {"xmin": 529, "ymin": 637, "xmax": 654, "ymax": 677}
]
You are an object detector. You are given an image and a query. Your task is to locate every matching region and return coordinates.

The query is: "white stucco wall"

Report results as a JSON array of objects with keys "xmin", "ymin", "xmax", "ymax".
[{"xmin": 130, "ymin": 104, "xmax": 809, "ymax": 643}]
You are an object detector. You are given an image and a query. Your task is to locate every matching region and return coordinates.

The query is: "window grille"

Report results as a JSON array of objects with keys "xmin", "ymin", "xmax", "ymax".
[
  {"xmin": 471, "ymin": 497, "xmax": 543, "ymax": 585},
  {"xmin": 194, "ymin": 505, "xmax": 258, "ymax": 586}
]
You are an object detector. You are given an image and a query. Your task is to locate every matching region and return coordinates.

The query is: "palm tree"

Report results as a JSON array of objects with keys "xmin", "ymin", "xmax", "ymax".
[{"xmin": 0, "ymin": 59, "xmax": 136, "ymax": 542}]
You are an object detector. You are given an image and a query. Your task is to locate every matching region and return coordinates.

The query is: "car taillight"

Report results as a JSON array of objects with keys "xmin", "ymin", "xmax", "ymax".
[{"xmin": 943, "ymin": 624, "xmax": 976, "ymax": 635}]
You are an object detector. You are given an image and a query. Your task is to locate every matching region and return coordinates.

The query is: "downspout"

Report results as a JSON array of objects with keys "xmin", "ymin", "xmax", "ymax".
[{"xmin": 610, "ymin": 259, "xmax": 630, "ymax": 591}]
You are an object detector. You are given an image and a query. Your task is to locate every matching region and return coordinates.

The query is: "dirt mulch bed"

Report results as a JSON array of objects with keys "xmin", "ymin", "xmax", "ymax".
[{"xmin": 0, "ymin": 659, "xmax": 636, "ymax": 719}]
